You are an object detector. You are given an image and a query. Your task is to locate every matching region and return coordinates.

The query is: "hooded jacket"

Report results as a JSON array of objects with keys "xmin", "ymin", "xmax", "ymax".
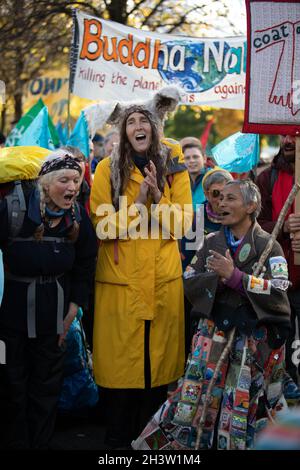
[{"xmin": 90, "ymin": 139, "xmax": 193, "ymax": 388}]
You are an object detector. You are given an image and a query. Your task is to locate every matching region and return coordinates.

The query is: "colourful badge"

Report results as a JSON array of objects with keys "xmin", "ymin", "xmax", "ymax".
[
  {"xmin": 186, "ymin": 360, "xmax": 204, "ymax": 381},
  {"xmin": 173, "ymin": 402, "xmax": 196, "ymax": 426},
  {"xmin": 181, "ymin": 380, "xmax": 202, "ymax": 404},
  {"xmin": 238, "ymin": 243, "xmax": 251, "ymax": 263},
  {"xmin": 183, "ymin": 265, "xmax": 196, "ymax": 279},
  {"xmin": 218, "ymin": 431, "xmax": 230, "ymax": 450},
  {"xmin": 247, "ymin": 275, "xmax": 271, "ymax": 295},
  {"xmin": 269, "ymin": 256, "xmax": 288, "ymax": 279},
  {"xmin": 271, "ymin": 279, "xmax": 290, "ymax": 291}
]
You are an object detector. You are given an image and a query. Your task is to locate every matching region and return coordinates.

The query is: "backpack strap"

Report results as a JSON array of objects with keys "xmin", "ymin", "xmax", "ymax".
[{"xmin": 6, "ymin": 181, "xmax": 27, "ymax": 238}]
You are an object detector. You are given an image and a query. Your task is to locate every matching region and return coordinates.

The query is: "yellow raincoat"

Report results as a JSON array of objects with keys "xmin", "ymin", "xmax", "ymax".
[{"xmin": 90, "ymin": 139, "xmax": 193, "ymax": 388}]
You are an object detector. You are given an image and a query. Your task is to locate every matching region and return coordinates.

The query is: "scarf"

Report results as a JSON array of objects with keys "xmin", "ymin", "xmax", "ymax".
[
  {"xmin": 132, "ymin": 154, "xmax": 149, "ymax": 176},
  {"xmin": 224, "ymin": 226, "xmax": 244, "ymax": 255},
  {"xmin": 206, "ymin": 202, "xmax": 222, "ymax": 224}
]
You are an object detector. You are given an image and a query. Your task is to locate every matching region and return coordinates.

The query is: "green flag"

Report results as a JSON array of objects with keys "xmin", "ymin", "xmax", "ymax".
[{"xmin": 6, "ymin": 98, "xmax": 60, "ymax": 147}]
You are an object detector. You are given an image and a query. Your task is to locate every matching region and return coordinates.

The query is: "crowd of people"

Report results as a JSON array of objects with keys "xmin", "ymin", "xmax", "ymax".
[{"xmin": 0, "ymin": 88, "xmax": 299, "ymax": 450}]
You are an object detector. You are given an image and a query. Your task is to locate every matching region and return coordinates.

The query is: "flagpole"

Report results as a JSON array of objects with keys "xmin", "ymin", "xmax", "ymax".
[
  {"xmin": 67, "ymin": 7, "xmax": 78, "ymax": 140},
  {"xmin": 67, "ymin": 83, "xmax": 71, "ymax": 140}
]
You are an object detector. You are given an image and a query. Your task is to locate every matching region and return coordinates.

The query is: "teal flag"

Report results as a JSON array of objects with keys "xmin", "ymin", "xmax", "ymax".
[
  {"xmin": 56, "ymin": 122, "xmax": 68, "ymax": 145},
  {"xmin": 17, "ymin": 107, "xmax": 54, "ymax": 149},
  {"xmin": 67, "ymin": 112, "xmax": 90, "ymax": 158},
  {"xmin": 6, "ymin": 99, "xmax": 59, "ymax": 148},
  {"xmin": 211, "ymin": 132, "xmax": 260, "ymax": 174}
]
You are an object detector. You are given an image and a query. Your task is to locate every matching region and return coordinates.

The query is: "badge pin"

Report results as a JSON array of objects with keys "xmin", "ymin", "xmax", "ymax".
[{"xmin": 238, "ymin": 243, "xmax": 251, "ymax": 263}]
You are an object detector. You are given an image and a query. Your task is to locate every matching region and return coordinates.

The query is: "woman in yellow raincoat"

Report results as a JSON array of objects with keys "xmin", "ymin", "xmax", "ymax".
[{"xmin": 90, "ymin": 87, "xmax": 193, "ymax": 448}]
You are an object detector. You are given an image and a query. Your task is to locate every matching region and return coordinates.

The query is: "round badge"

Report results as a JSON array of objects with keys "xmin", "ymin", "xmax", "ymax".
[{"xmin": 238, "ymin": 243, "xmax": 251, "ymax": 263}]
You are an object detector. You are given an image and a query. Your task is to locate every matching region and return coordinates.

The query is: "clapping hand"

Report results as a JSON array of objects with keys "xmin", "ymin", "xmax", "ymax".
[
  {"xmin": 206, "ymin": 249, "xmax": 234, "ymax": 281},
  {"xmin": 144, "ymin": 160, "xmax": 162, "ymax": 204}
]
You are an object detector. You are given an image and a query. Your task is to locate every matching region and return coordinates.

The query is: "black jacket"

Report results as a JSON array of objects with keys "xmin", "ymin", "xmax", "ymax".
[{"xmin": 0, "ymin": 189, "xmax": 97, "ymax": 335}]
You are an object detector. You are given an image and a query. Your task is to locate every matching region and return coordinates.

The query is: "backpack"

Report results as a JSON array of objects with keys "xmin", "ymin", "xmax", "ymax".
[
  {"xmin": 0, "ymin": 179, "xmax": 37, "ymax": 238},
  {"xmin": 0, "ymin": 146, "xmax": 50, "ymax": 237},
  {"xmin": 58, "ymin": 309, "xmax": 99, "ymax": 413}
]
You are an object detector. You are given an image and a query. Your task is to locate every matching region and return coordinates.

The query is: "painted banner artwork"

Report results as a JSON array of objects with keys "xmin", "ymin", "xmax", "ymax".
[
  {"xmin": 243, "ymin": 0, "xmax": 300, "ymax": 135},
  {"xmin": 70, "ymin": 10, "xmax": 246, "ymax": 109},
  {"xmin": 24, "ymin": 72, "xmax": 69, "ymax": 123}
]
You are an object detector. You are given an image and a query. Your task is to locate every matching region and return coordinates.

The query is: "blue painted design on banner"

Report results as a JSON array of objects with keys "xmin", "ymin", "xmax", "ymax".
[
  {"xmin": 211, "ymin": 132, "xmax": 259, "ymax": 174},
  {"xmin": 157, "ymin": 41, "xmax": 231, "ymax": 92}
]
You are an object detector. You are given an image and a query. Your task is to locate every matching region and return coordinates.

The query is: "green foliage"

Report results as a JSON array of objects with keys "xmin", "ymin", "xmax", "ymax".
[{"xmin": 164, "ymin": 107, "xmax": 217, "ymax": 147}]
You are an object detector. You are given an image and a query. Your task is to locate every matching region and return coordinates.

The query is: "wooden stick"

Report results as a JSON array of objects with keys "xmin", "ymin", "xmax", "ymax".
[
  {"xmin": 254, "ymin": 182, "xmax": 300, "ymax": 275},
  {"xmin": 195, "ymin": 327, "xmax": 235, "ymax": 450},
  {"xmin": 195, "ymin": 181, "xmax": 300, "ymax": 450}
]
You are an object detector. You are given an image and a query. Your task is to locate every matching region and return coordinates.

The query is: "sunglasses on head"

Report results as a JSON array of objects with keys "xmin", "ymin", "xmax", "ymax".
[{"xmin": 209, "ymin": 189, "xmax": 221, "ymax": 198}]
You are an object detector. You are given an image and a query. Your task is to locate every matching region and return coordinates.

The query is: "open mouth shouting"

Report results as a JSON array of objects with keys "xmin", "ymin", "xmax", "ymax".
[
  {"xmin": 219, "ymin": 211, "xmax": 230, "ymax": 219},
  {"xmin": 126, "ymin": 112, "xmax": 152, "ymax": 154},
  {"xmin": 133, "ymin": 131, "xmax": 150, "ymax": 152},
  {"xmin": 63, "ymin": 193, "xmax": 76, "ymax": 206},
  {"xmin": 135, "ymin": 133, "xmax": 147, "ymax": 142}
]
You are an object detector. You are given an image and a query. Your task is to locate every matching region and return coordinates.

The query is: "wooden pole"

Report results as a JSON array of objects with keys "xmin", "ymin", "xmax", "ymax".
[
  {"xmin": 294, "ymin": 136, "xmax": 300, "ymax": 264},
  {"xmin": 67, "ymin": 84, "xmax": 71, "ymax": 140},
  {"xmin": 256, "ymin": 183, "xmax": 300, "ymax": 273}
]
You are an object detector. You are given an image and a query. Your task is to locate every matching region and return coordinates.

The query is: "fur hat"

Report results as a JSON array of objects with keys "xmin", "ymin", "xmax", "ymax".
[
  {"xmin": 83, "ymin": 85, "xmax": 183, "ymax": 138},
  {"xmin": 83, "ymin": 86, "xmax": 184, "ymax": 208},
  {"xmin": 107, "ymin": 85, "xmax": 183, "ymax": 129}
]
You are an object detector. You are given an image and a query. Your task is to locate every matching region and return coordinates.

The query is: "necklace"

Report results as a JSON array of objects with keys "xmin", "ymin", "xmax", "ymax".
[{"xmin": 45, "ymin": 206, "xmax": 65, "ymax": 228}]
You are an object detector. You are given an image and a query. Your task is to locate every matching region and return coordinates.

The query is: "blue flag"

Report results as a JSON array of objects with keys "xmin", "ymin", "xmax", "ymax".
[
  {"xmin": 67, "ymin": 112, "xmax": 90, "ymax": 158},
  {"xmin": 17, "ymin": 107, "xmax": 55, "ymax": 150},
  {"xmin": 211, "ymin": 132, "xmax": 259, "ymax": 174},
  {"xmin": 56, "ymin": 121, "xmax": 68, "ymax": 145}
]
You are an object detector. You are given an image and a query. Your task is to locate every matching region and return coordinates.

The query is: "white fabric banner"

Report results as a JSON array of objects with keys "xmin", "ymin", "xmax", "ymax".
[{"xmin": 70, "ymin": 10, "xmax": 246, "ymax": 109}]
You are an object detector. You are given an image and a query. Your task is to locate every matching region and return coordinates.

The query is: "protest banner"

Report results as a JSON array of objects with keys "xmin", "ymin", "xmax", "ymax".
[
  {"xmin": 70, "ymin": 10, "xmax": 246, "ymax": 109},
  {"xmin": 243, "ymin": 0, "xmax": 300, "ymax": 263},
  {"xmin": 24, "ymin": 70, "xmax": 69, "ymax": 124},
  {"xmin": 243, "ymin": 0, "xmax": 300, "ymax": 135},
  {"xmin": 23, "ymin": 69, "xmax": 93, "ymax": 126}
]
